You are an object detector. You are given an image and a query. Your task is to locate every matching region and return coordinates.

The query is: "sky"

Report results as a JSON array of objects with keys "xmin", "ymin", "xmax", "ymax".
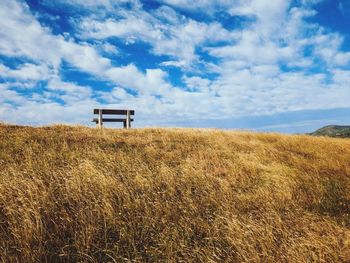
[{"xmin": 0, "ymin": 0, "xmax": 350, "ymax": 133}]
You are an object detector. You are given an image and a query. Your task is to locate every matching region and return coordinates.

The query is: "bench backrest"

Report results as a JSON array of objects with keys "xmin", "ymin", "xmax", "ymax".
[{"xmin": 93, "ymin": 109, "xmax": 135, "ymax": 115}]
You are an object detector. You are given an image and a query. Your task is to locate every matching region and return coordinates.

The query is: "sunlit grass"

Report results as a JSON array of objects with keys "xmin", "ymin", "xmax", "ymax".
[{"xmin": 0, "ymin": 124, "xmax": 349, "ymax": 262}]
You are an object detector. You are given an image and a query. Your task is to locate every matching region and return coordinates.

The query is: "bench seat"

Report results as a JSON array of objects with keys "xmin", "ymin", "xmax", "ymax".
[{"xmin": 92, "ymin": 118, "xmax": 134, "ymax": 123}]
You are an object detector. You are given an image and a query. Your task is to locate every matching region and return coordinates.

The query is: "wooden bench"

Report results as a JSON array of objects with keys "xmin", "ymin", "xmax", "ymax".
[{"xmin": 92, "ymin": 109, "xmax": 135, "ymax": 129}]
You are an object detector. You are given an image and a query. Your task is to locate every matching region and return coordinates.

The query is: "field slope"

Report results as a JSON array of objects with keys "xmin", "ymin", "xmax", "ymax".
[{"xmin": 0, "ymin": 124, "xmax": 349, "ymax": 262}]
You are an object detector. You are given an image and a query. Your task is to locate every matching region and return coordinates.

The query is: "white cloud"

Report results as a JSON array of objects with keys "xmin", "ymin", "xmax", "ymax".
[
  {"xmin": 157, "ymin": 0, "xmax": 234, "ymax": 14},
  {"xmin": 104, "ymin": 64, "xmax": 172, "ymax": 96},
  {"xmin": 0, "ymin": 0, "xmax": 111, "ymax": 73},
  {"xmin": 77, "ymin": 6, "xmax": 235, "ymax": 68},
  {"xmin": 100, "ymin": 42, "xmax": 119, "ymax": 55},
  {"xmin": 0, "ymin": 0, "xmax": 175, "ymax": 94},
  {"xmin": 47, "ymin": 77, "xmax": 92, "ymax": 103},
  {"xmin": 0, "ymin": 99, "xmax": 98, "ymax": 125},
  {"xmin": 0, "ymin": 63, "xmax": 50, "ymax": 81},
  {"xmin": 183, "ymin": 76, "xmax": 211, "ymax": 92},
  {"xmin": 160, "ymin": 60, "xmax": 188, "ymax": 68},
  {"xmin": 42, "ymin": 0, "xmax": 142, "ymax": 11}
]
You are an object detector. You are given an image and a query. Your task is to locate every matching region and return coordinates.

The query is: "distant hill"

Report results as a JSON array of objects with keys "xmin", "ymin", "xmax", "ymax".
[
  {"xmin": 310, "ymin": 125, "xmax": 350, "ymax": 138},
  {"xmin": 0, "ymin": 124, "xmax": 349, "ymax": 262}
]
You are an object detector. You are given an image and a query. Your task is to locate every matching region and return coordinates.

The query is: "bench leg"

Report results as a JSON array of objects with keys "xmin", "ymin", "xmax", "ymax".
[
  {"xmin": 126, "ymin": 110, "xmax": 130, "ymax": 129},
  {"xmin": 98, "ymin": 109, "xmax": 103, "ymax": 129}
]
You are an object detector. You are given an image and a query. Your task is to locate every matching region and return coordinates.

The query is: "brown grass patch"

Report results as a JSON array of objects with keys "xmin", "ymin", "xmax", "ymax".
[{"xmin": 0, "ymin": 124, "xmax": 349, "ymax": 262}]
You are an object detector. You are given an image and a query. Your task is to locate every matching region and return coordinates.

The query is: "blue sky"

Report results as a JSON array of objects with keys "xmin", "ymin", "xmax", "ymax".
[{"xmin": 0, "ymin": 0, "xmax": 350, "ymax": 133}]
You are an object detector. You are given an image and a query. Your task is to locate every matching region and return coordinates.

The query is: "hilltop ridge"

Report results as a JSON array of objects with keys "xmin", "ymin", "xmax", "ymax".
[
  {"xmin": 310, "ymin": 125, "xmax": 350, "ymax": 138},
  {"xmin": 0, "ymin": 124, "xmax": 349, "ymax": 262}
]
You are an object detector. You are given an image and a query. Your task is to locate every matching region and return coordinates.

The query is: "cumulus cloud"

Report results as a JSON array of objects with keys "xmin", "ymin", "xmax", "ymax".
[
  {"xmin": 0, "ymin": 0, "xmax": 111, "ymax": 74},
  {"xmin": 77, "ymin": 5, "xmax": 235, "ymax": 68},
  {"xmin": 42, "ymin": 0, "xmax": 142, "ymax": 11},
  {"xmin": 0, "ymin": 0, "xmax": 350, "ymax": 129},
  {"xmin": 0, "ymin": 63, "xmax": 50, "ymax": 81},
  {"xmin": 0, "ymin": 0, "xmax": 174, "ymax": 100}
]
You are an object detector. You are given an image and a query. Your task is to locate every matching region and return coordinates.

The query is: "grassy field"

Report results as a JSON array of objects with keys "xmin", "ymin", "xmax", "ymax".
[{"xmin": 0, "ymin": 124, "xmax": 349, "ymax": 262}]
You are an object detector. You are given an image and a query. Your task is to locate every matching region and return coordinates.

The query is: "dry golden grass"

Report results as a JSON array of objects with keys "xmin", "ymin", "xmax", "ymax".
[{"xmin": 0, "ymin": 124, "xmax": 349, "ymax": 262}]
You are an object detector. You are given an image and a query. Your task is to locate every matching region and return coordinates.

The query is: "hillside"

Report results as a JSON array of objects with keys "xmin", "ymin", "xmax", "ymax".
[
  {"xmin": 310, "ymin": 125, "xmax": 350, "ymax": 138},
  {"xmin": 0, "ymin": 124, "xmax": 349, "ymax": 262}
]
